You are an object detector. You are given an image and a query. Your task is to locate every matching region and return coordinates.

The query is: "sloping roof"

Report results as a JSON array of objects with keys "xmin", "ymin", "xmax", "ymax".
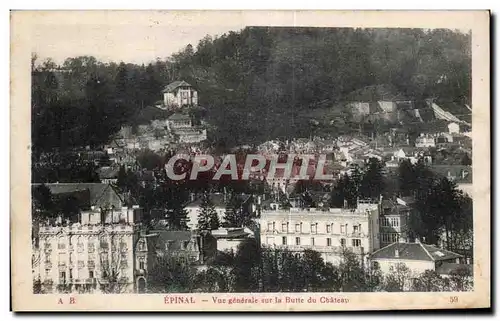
[
  {"xmin": 146, "ymin": 230, "xmax": 198, "ymax": 252},
  {"xmin": 33, "ymin": 183, "xmax": 124, "ymax": 209},
  {"xmin": 162, "ymin": 80, "xmax": 192, "ymax": 93},
  {"xmin": 371, "ymin": 242, "xmax": 462, "ymax": 262},
  {"xmin": 96, "ymin": 166, "xmax": 120, "ymax": 179}
]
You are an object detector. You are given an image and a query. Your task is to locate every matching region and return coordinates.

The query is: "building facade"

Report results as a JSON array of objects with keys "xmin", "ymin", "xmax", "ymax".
[
  {"xmin": 32, "ymin": 183, "xmax": 143, "ymax": 294},
  {"xmin": 259, "ymin": 201, "xmax": 380, "ymax": 265},
  {"xmin": 162, "ymin": 80, "xmax": 198, "ymax": 109}
]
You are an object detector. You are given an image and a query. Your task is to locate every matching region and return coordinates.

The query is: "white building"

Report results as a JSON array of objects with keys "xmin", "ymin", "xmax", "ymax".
[
  {"xmin": 211, "ymin": 227, "xmax": 255, "ymax": 253},
  {"xmin": 369, "ymin": 241, "xmax": 464, "ymax": 280},
  {"xmin": 32, "ymin": 183, "xmax": 142, "ymax": 294},
  {"xmin": 259, "ymin": 201, "xmax": 380, "ymax": 265},
  {"xmin": 415, "ymin": 134, "xmax": 436, "ymax": 148},
  {"xmin": 162, "ymin": 80, "xmax": 198, "ymax": 109}
]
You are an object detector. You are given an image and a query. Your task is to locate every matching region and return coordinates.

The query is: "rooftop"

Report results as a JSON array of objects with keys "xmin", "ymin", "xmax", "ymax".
[
  {"xmin": 32, "ymin": 183, "xmax": 124, "ymax": 210},
  {"xmin": 371, "ymin": 242, "xmax": 462, "ymax": 262},
  {"xmin": 162, "ymin": 80, "xmax": 192, "ymax": 93}
]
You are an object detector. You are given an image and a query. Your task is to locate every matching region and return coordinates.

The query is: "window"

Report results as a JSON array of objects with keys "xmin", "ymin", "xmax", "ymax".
[
  {"xmin": 352, "ymin": 239, "xmax": 361, "ymax": 247},
  {"xmin": 69, "ymin": 268, "xmax": 73, "ymax": 279},
  {"xmin": 311, "ymin": 237, "xmax": 315, "ymax": 246},
  {"xmin": 89, "ymin": 270, "xmax": 94, "ymax": 278},
  {"xmin": 77, "ymin": 260, "xmax": 84, "ymax": 269},
  {"xmin": 182, "ymin": 241, "xmax": 189, "ymax": 250},
  {"xmin": 326, "ymin": 224, "xmax": 332, "ymax": 233},
  {"xmin": 88, "ymin": 242, "xmax": 95, "ymax": 253},
  {"xmin": 295, "ymin": 224, "xmax": 301, "ymax": 233},
  {"xmin": 282, "ymin": 223, "xmax": 288, "ymax": 232},
  {"xmin": 353, "ymin": 225, "xmax": 359, "ymax": 233},
  {"xmin": 45, "ymin": 269, "xmax": 50, "ymax": 277},
  {"xmin": 340, "ymin": 225, "xmax": 345, "ymax": 234},
  {"xmin": 100, "ymin": 240, "xmax": 109, "ymax": 250},
  {"xmin": 69, "ymin": 253, "xmax": 74, "ymax": 263},
  {"xmin": 88, "ymin": 260, "xmax": 95, "ymax": 268},
  {"xmin": 310, "ymin": 224, "xmax": 317, "ymax": 234},
  {"xmin": 295, "ymin": 237, "xmax": 301, "ymax": 245},
  {"xmin": 138, "ymin": 240, "xmax": 146, "ymax": 251},
  {"xmin": 390, "ymin": 217, "xmax": 400, "ymax": 227},
  {"xmin": 340, "ymin": 238, "xmax": 346, "ymax": 247},
  {"xmin": 77, "ymin": 237, "xmax": 84, "ymax": 253},
  {"xmin": 372, "ymin": 261, "xmax": 380, "ymax": 270},
  {"xmin": 58, "ymin": 238, "xmax": 66, "ymax": 250},
  {"xmin": 120, "ymin": 241, "xmax": 127, "ymax": 251},
  {"xmin": 267, "ymin": 222, "xmax": 274, "ymax": 231},
  {"xmin": 139, "ymin": 257, "xmax": 145, "ymax": 270},
  {"xmin": 327, "ymin": 238, "xmax": 332, "ymax": 246},
  {"xmin": 282, "ymin": 236, "xmax": 287, "ymax": 245},
  {"xmin": 44, "ymin": 242, "xmax": 52, "ymax": 250},
  {"xmin": 120, "ymin": 252, "xmax": 127, "ymax": 262}
]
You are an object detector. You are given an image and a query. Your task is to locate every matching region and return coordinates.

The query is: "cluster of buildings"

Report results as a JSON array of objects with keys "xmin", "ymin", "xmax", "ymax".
[
  {"xmin": 31, "ymin": 183, "xmax": 255, "ymax": 294},
  {"xmin": 258, "ymin": 196, "xmax": 471, "ymax": 284},
  {"xmin": 114, "ymin": 81, "xmax": 207, "ymax": 153}
]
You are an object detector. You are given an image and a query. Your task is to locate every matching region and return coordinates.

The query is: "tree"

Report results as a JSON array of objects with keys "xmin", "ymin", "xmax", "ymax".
[
  {"xmin": 232, "ymin": 238, "xmax": 261, "ymax": 292},
  {"xmin": 97, "ymin": 233, "xmax": 130, "ymax": 293},
  {"xmin": 383, "ymin": 263, "xmax": 412, "ymax": 292},
  {"xmin": 197, "ymin": 192, "xmax": 220, "ymax": 231},
  {"xmin": 223, "ymin": 194, "xmax": 244, "ymax": 227},
  {"xmin": 411, "ymin": 270, "xmax": 445, "ymax": 292},
  {"xmin": 116, "ymin": 165, "xmax": 128, "ymax": 191},
  {"xmin": 360, "ymin": 158, "xmax": 385, "ymax": 199},
  {"xmin": 338, "ymin": 248, "xmax": 369, "ymax": 292},
  {"xmin": 147, "ymin": 254, "xmax": 198, "ymax": 293},
  {"xmin": 447, "ymin": 265, "xmax": 473, "ymax": 292}
]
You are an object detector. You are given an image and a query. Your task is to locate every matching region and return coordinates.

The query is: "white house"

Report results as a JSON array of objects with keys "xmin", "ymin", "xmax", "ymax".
[
  {"xmin": 448, "ymin": 122, "xmax": 460, "ymax": 134},
  {"xmin": 369, "ymin": 241, "xmax": 463, "ymax": 277},
  {"xmin": 161, "ymin": 80, "xmax": 198, "ymax": 109}
]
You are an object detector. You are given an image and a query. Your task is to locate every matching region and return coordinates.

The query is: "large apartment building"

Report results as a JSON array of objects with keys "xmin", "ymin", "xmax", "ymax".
[
  {"xmin": 32, "ymin": 183, "xmax": 143, "ymax": 294},
  {"xmin": 259, "ymin": 200, "xmax": 381, "ymax": 265}
]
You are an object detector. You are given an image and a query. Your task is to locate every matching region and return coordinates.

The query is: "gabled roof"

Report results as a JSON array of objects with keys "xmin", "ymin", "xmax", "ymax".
[
  {"xmin": 371, "ymin": 242, "xmax": 462, "ymax": 262},
  {"xmin": 32, "ymin": 183, "xmax": 124, "ymax": 209},
  {"xmin": 162, "ymin": 80, "xmax": 192, "ymax": 93},
  {"xmin": 96, "ymin": 166, "xmax": 120, "ymax": 179},
  {"xmin": 146, "ymin": 229, "xmax": 199, "ymax": 252}
]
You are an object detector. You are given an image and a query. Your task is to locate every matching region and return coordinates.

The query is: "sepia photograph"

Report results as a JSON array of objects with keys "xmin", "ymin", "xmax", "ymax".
[{"xmin": 11, "ymin": 10, "xmax": 490, "ymax": 311}]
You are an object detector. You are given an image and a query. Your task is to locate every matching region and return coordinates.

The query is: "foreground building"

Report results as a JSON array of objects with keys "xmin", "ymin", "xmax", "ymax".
[
  {"xmin": 32, "ymin": 183, "xmax": 142, "ymax": 294},
  {"xmin": 259, "ymin": 200, "xmax": 381, "ymax": 265}
]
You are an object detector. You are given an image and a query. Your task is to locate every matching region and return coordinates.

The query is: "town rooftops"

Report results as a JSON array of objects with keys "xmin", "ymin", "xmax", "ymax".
[
  {"xmin": 430, "ymin": 165, "xmax": 472, "ymax": 184},
  {"xmin": 162, "ymin": 80, "xmax": 192, "ymax": 93},
  {"xmin": 32, "ymin": 183, "xmax": 124, "ymax": 209},
  {"xmin": 370, "ymin": 242, "xmax": 462, "ymax": 262},
  {"xmin": 146, "ymin": 229, "xmax": 199, "ymax": 252}
]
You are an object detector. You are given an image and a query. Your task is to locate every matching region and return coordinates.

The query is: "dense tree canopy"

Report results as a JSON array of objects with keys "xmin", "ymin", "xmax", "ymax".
[{"xmin": 32, "ymin": 28, "xmax": 471, "ymax": 152}]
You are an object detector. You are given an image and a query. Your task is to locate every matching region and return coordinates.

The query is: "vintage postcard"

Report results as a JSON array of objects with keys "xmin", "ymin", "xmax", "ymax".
[{"xmin": 11, "ymin": 10, "xmax": 490, "ymax": 311}]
